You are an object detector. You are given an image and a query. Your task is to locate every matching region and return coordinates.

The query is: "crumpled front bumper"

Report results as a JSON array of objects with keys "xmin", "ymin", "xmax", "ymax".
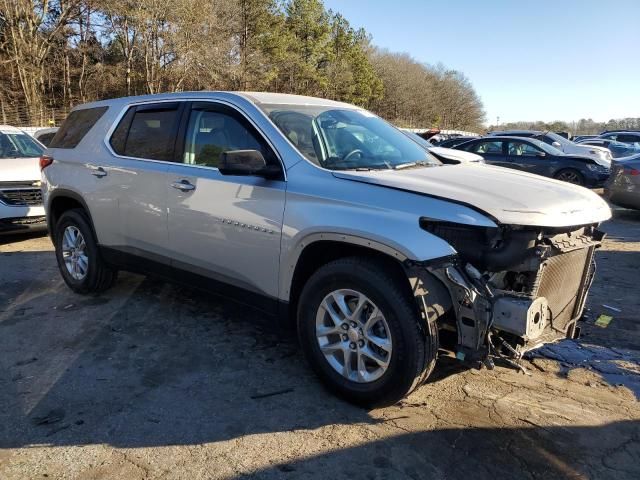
[{"xmin": 407, "ymin": 230, "xmax": 602, "ymax": 363}]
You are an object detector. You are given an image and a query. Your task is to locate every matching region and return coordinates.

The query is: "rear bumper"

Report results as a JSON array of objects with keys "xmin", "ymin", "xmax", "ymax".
[{"xmin": 605, "ymin": 189, "xmax": 640, "ymax": 210}]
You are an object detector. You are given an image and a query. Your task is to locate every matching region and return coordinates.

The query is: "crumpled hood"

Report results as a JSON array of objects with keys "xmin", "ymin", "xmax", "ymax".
[
  {"xmin": 0, "ymin": 157, "xmax": 41, "ymax": 182},
  {"xmin": 334, "ymin": 164, "xmax": 612, "ymax": 227}
]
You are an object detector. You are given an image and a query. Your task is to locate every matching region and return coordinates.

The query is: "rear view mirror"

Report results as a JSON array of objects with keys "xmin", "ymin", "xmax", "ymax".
[{"xmin": 219, "ymin": 150, "xmax": 279, "ymax": 178}]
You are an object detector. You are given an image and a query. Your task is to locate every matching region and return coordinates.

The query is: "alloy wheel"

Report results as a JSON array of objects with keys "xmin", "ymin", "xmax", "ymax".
[
  {"xmin": 315, "ymin": 289, "xmax": 392, "ymax": 383},
  {"xmin": 61, "ymin": 226, "xmax": 89, "ymax": 280},
  {"xmin": 557, "ymin": 170, "xmax": 582, "ymax": 184}
]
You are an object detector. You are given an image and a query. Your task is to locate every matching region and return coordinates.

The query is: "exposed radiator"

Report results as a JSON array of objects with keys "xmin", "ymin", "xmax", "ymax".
[{"xmin": 533, "ymin": 247, "xmax": 594, "ymax": 332}]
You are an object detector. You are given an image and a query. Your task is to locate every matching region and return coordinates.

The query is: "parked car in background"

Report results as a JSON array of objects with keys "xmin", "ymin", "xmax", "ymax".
[
  {"xmin": 0, "ymin": 125, "xmax": 47, "ymax": 234},
  {"xmin": 33, "ymin": 127, "xmax": 59, "ymax": 147},
  {"xmin": 42, "ymin": 92, "xmax": 611, "ymax": 407},
  {"xmin": 455, "ymin": 136, "xmax": 610, "ymax": 186},
  {"xmin": 435, "ymin": 136, "xmax": 478, "ymax": 148},
  {"xmin": 489, "ymin": 130, "xmax": 612, "ymax": 165},
  {"xmin": 598, "ymin": 130, "xmax": 640, "ymax": 145},
  {"xmin": 402, "ymin": 131, "xmax": 484, "ymax": 164},
  {"xmin": 576, "ymin": 138, "xmax": 640, "ymax": 159},
  {"xmin": 572, "ymin": 135, "xmax": 597, "ymax": 143},
  {"xmin": 604, "ymin": 153, "xmax": 640, "ymax": 210}
]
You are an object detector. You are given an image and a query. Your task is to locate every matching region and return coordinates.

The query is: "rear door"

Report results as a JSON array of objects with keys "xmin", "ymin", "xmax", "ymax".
[
  {"xmin": 104, "ymin": 101, "xmax": 185, "ymax": 257},
  {"xmin": 165, "ymin": 101, "xmax": 287, "ymax": 307},
  {"xmin": 467, "ymin": 139, "xmax": 509, "ymax": 167}
]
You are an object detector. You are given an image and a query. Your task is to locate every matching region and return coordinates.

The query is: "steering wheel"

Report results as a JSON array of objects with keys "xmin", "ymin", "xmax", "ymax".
[{"xmin": 343, "ymin": 149, "xmax": 363, "ymax": 162}]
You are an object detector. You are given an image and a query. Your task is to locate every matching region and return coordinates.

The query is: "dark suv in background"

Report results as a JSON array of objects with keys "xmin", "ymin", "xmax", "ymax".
[{"xmin": 455, "ymin": 136, "xmax": 610, "ymax": 186}]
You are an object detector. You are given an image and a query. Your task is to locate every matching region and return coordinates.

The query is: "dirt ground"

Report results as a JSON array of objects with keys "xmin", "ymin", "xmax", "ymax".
[{"xmin": 1, "ymin": 208, "xmax": 638, "ymax": 480}]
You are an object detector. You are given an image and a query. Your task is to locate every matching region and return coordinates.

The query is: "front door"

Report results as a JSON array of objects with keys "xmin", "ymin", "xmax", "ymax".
[
  {"xmin": 166, "ymin": 102, "xmax": 287, "ymax": 307},
  {"xmin": 505, "ymin": 140, "xmax": 556, "ymax": 176}
]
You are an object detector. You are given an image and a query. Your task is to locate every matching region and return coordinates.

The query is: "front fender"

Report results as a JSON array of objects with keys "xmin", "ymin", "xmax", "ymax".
[{"xmin": 278, "ymin": 161, "xmax": 498, "ymax": 301}]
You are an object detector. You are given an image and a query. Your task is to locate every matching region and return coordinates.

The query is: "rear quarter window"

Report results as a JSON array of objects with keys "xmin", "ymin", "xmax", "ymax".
[{"xmin": 49, "ymin": 106, "xmax": 109, "ymax": 149}]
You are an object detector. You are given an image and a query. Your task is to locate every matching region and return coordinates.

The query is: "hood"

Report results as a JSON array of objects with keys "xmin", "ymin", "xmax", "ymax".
[
  {"xmin": 428, "ymin": 146, "xmax": 484, "ymax": 163},
  {"xmin": 570, "ymin": 144, "xmax": 611, "ymax": 167},
  {"xmin": 0, "ymin": 157, "xmax": 41, "ymax": 182},
  {"xmin": 333, "ymin": 164, "xmax": 611, "ymax": 227}
]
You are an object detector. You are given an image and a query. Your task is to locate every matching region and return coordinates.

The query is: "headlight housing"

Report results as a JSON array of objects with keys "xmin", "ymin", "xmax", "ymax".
[{"xmin": 586, "ymin": 163, "xmax": 610, "ymax": 174}]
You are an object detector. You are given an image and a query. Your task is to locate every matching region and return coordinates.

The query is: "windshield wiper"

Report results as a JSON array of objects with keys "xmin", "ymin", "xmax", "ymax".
[{"xmin": 393, "ymin": 161, "xmax": 434, "ymax": 170}]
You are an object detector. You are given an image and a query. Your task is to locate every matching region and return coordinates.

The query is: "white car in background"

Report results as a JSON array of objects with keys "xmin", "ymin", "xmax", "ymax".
[
  {"xmin": 402, "ymin": 130, "xmax": 484, "ymax": 164},
  {"xmin": 0, "ymin": 125, "xmax": 47, "ymax": 234},
  {"xmin": 33, "ymin": 127, "xmax": 59, "ymax": 147}
]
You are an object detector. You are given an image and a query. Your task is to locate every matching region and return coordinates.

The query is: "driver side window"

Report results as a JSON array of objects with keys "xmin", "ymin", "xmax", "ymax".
[
  {"xmin": 507, "ymin": 141, "xmax": 541, "ymax": 156},
  {"xmin": 183, "ymin": 108, "xmax": 276, "ymax": 168}
]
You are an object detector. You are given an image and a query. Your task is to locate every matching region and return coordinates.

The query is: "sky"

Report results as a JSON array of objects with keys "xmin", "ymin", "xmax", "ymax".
[{"xmin": 323, "ymin": 0, "xmax": 640, "ymax": 125}]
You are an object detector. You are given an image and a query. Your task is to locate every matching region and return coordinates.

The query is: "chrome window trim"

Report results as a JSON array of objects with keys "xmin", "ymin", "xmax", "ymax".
[{"xmin": 102, "ymin": 97, "xmax": 287, "ymax": 181}]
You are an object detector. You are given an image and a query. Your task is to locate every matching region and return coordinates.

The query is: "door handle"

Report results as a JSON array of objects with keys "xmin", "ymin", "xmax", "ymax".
[
  {"xmin": 89, "ymin": 166, "xmax": 107, "ymax": 178},
  {"xmin": 171, "ymin": 179, "xmax": 196, "ymax": 192}
]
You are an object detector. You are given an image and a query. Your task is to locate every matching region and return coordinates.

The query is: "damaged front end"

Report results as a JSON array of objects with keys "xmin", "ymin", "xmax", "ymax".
[{"xmin": 408, "ymin": 219, "xmax": 605, "ymax": 368}]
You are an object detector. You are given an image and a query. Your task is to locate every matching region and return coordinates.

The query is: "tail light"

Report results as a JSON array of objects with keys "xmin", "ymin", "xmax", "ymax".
[
  {"xmin": 623, "ymin": 166, "xmax": 640, "ymax": 176},
  {"xmin": 39, "ymin": 155, "xmax": 53, "ymax": 170}
]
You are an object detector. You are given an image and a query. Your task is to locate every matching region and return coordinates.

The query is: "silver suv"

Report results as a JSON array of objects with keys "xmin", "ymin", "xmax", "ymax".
[{"xmin": 42, "ymin": 92, "xmax": 611, "ymax": 407}]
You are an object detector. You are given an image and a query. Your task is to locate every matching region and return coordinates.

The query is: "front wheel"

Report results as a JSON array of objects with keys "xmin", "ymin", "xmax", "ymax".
[
  {"xmin": 297, "ymin": 257, "xmax": 438, "ymax": 408},
  {"xmin": 554, "ymin": 168, "xmax": 585, "ymax": 186}
]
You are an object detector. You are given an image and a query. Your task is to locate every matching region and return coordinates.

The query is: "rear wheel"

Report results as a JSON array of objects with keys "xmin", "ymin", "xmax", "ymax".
[
  {"xmin": 554, "ymin": 168, "xmax": 585, "ymax": 186},
  {"xmin": 54, "ymin": 209, "xmax": 117, "ymax": 294},
  {"xmin": 297, "ymin": 257, "xmax": 438, "ymax": 408}
]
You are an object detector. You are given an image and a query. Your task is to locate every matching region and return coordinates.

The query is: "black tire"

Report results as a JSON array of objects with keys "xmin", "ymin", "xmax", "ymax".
[
  {"xmin": 554, "ymin": 168, "xmax": 585, "ymax": 186},
  {"xmin": 54, "ymin": 209, "xmax": 117, "ymax": 294},
  {"xmin": 297, "ymin": 257, "xmax": 438, "ymax": 408}
]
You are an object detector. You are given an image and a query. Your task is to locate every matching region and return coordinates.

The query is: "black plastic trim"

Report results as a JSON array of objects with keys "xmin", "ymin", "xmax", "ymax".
[{"xmin": 100, "ymin": 245, "xmax": 281, "ymax": 315}]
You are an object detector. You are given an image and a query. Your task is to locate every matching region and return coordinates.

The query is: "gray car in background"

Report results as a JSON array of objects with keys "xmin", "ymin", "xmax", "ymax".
[
  {"xmin": 605, "ymin": 154, "xmax": 640, "ymax": 210},
  {"xmin": 42, "ymin": 92, "xmax": 611, "ymax": 407}
]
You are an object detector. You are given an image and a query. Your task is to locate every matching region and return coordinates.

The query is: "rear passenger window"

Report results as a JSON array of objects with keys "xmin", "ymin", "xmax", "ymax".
[
  {"xmin": 49, "ymin": 106, "xmax": 108, "ymax": 149},
  {"xmin": 109, "ymin": 103, "xmax": 181, "ymax": 161},
  {"xmin": 472, "ymin": 141, "xmax": 503, "ymax": 154}
]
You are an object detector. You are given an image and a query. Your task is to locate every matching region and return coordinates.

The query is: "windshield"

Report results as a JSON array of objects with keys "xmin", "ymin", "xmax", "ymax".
[
  {"xmin": 545, "ymin": 131, "xmax": 572, "ymax": 147},
  {"xmin": 531, "ymin": 138, "xmax": 564, "ymax": 155},
  {"xmin": 403, "ymin": 131, "xmax": 434, "ymax": 150},
  {"xmin": 262, "ymin": 104, "xmax": 440, "ymax": 170},
  {"xmin": 0, "ymin": 132, "xmax": 44, "ymax": 159}
]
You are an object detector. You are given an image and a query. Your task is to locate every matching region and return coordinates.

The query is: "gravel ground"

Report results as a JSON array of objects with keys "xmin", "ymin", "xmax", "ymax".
[{"xmin": 0, "ymin": 208, "xmax": 638, "ymax": 480}]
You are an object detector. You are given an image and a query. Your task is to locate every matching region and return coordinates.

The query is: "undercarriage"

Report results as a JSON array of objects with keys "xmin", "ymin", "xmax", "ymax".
[{"xmin": 409, "ymin": 221, "xmax": 605, "ymax": 367}]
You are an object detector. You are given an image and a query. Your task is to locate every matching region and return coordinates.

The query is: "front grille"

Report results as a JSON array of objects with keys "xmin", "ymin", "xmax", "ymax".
[
  {"xmin": 0, "ymin": 188, "xmax": 43, "ymax": 206},
  {"xmin": 533, "ymin": 247, "xmax": 594, "ymax": 332}
]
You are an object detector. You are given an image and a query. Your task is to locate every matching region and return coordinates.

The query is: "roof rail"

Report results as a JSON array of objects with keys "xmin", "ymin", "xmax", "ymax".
[{"xmin": 600, "ymin": 129, "xmax": 640, "ymax": 134}]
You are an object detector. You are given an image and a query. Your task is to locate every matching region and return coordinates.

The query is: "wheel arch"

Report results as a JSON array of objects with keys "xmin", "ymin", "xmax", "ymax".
[
  {"xmin": 47, "ymin": 189, "xmax": 96, "ymax": 241},
  {"xmin": 283, "ymin": 234, "xmax": 417, "ymax": 318}
]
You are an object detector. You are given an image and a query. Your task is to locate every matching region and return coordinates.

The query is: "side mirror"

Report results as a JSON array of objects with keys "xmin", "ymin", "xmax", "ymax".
[
  {"xmin": 219, "ymin": 150, "xmax": 279, "ymax": 178},
  {"xmin": 536, "ymin": 151, "xmax": 546, "ymax": 157},
  {"xmin": 552, "ymin": 141, "xmax": 562, "ymax": 148}
]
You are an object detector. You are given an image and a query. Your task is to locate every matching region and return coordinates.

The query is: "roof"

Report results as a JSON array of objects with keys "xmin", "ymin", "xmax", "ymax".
[
  {"xmin": 490, "ymin": 130, "xmax": 543, "ymax": 135},
  {"xmin": 0, "ymin": 125, "xmax": 27, "ymax": 134},
  {"xmin": 72, "ymin": 91, "xmax": 358, "ymax": 111},
  {"xmin": 238, "ymin": 92, "xmax": 356, "ymax": 108}
]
